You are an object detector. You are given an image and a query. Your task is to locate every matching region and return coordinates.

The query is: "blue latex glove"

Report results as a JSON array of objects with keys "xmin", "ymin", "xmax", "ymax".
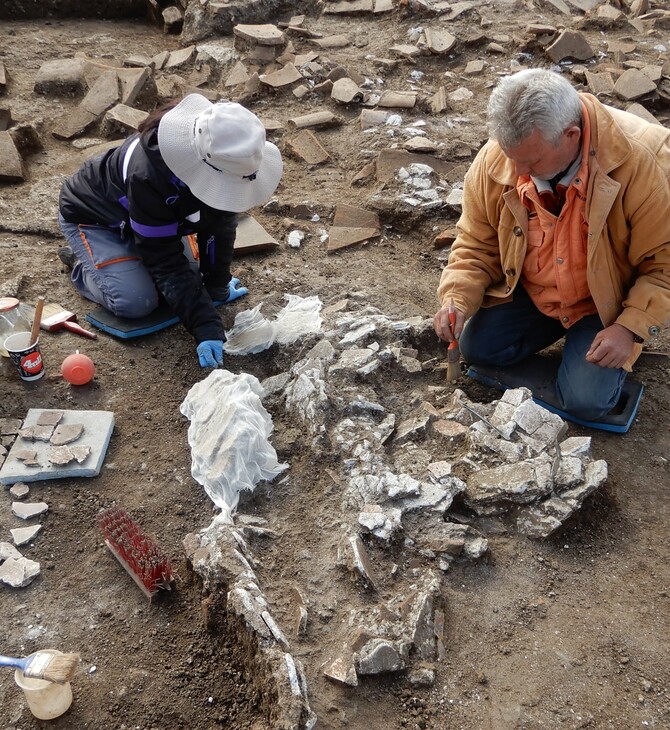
[
  {"xmin": 207, "ymin": 277, "xmax": 249, "ymax": 304},
  {"xmin": 227, "ymin": 277, "xmax": 248, "ymax": 302},
  {"xmin": 197, "ymin": 340, "xmax": 224, "ymax": 368}
]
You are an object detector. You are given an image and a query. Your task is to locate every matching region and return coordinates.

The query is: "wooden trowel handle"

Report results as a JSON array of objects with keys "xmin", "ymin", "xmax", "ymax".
[
  {"xmin": 63, "ymin": 320, "xmax": 98, "ymax": 339},
  {"xmin": 30, "ymin": 297, "xmax": 45, "ymax": 345}
]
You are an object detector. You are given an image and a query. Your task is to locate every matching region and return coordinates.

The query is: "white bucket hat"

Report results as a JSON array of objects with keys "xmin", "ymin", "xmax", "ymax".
[{"xmin": 157, "ymin": 94, "xmax": 283, "ymax": 213}]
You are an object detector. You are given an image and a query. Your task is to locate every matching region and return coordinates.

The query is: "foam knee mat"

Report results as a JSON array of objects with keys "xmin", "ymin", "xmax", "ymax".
[
  {"xmin": 466, "ymin": 354, "xmax": 643, "ymax": 433},
  {"xmin": 85, "ymin": 300, "xmax": 225, "ymax": 340}
]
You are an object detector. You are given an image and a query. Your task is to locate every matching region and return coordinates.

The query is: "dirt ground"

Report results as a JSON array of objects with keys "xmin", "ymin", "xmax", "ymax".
[{"xmin": 1, "ymin": 4, "xmax": 670, "ymax": 729}]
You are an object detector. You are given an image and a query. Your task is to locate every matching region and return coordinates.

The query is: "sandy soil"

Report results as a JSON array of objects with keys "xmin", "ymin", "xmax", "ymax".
[{"xmin": 1, "ymin": 5, "xmax": 670, "ymax": 729}]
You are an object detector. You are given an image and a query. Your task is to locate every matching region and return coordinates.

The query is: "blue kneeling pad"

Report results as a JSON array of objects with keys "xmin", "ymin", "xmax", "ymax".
[
  {"xmin": 466, "ymin": 353, "xmax": 643, "ymax": 433},
  {"xmin": 85, "ymin": 300, "xmax": 225, "ymax": 340}
]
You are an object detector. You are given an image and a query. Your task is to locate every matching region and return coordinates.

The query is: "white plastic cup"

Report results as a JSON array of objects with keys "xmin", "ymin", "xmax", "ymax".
[
  {"xmin": 14, "ymin": 650, "xmax": 73, "ymax": 720},
  {"xmin": 3, "ymin": 331, "xmax": 45, "ymax": 381}
]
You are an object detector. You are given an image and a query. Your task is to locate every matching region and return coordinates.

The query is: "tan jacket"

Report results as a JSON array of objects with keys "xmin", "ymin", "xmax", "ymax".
[{"xmin": 438, "ymin": 93, "xmax": 670, "ymax": 368}]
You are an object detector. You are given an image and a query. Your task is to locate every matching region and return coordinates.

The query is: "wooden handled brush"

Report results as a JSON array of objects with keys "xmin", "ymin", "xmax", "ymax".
[
  {"xmin": 0, "ymin": 651, "xmax": 80, "ymax": 684},
  {"xmin": 446, "ymin": 299, "xmax": 460, "ymax": 382}
]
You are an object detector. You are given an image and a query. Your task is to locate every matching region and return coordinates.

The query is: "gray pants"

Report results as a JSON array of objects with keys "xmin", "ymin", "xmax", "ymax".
[{"xmin": 58, "ymin": 214, "xmax": 198, "ymax": 319}]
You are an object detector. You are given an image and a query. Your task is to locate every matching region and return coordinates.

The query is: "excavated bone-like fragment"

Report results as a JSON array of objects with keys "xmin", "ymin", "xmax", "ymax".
[
  {"xmin": 36, "ymin": 410, "xmax": 64, "ymax": 426},
  {"xmin": 19, "ymin": 425, "xmax": 54, "ymax": 442},
  {"xmin": 14, "ymin": 448, "xmax": 38, "ymax": 462},
  {"xmin": 47, "ymin": 445, "xmax": 76, "ymax": 465},
  {"xmin": 50, "ymin": 423, "xmax": 84, "ymax": 446}
]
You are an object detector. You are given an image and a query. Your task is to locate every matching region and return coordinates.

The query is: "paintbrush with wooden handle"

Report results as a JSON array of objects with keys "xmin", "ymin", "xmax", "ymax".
[
  {"xmin": 446, "ymin": 299, "xmax": 460, "ymax": 382},
  {"xmin": 0, "ymin": 651, "xmax": 80, "ymax": 684}
]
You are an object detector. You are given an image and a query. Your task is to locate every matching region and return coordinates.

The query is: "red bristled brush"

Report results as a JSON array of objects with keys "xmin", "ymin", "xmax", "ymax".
[{"xmin": 97, "ymin": 506, "xmax": 173, "ymax": 602}]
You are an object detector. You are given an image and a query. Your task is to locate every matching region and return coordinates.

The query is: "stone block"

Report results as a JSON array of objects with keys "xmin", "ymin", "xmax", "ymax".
[
  {"xmin": 356, "ymin": 638, "xmax": 405, "ymax": 674},
  {"xmin": 286, "ymin": 129, "xmax": 330, "ymax": 165},
  {"xmin": 234, "ymin": 24, "xmax": 285, "ymax": 45},
  {"xmin": 10, "ymin": 524, "xmax": 42, "ymax": 546},
  {"xmin": 331, "ymin": 77, "xmax": 363, "ymax": 103},
  {"xmin": 101, "ymin": 104, "xmax": 148, "ymax": 137},
  {"xmin": 323, "ymin": 652, "xmax": 358, "ymax": 685},
  {"xmin": 0, "ymin": 130, "xmax": 24, "ymax": 182},
  {"xmin": 614, "ymin": 68, "xmax": 657, "ymax": 100},
  {"xmin": 12, "ymin": 501, "xmax": 48, "ymax": 520},
  {"xmin": 80, "ymin": 69, "xmax": 119, "ymax": 116},
  {"xmin": 465, "ymin": 459, "xmax": 553, "ymax": 510},
  {"xmin": 546, "ymin": 30, "xmax": 595, "ymax": 63},
  {"xmin": 378, "ymin": 90, "xmax": 416, "ymax": 108},
  {"xmin": 0, "ymin": 556, "xmax": 40, "ymax": 587},
  {"xmin": 52, "ymin": 107, "xmax": 99, "ymax": 141},
  {"xmin": 34, "ymin": 58, "xmax": 85, "ymax": 96},
  {"xmin": 423, "ymin": 28, "xmax": 457, "ymax": 54}
]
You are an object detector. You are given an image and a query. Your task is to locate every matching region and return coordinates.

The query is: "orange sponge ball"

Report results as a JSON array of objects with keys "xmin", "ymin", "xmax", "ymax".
[{"xmin": 61, "ymin": 353, "xmax": 95, "ymax": 385}]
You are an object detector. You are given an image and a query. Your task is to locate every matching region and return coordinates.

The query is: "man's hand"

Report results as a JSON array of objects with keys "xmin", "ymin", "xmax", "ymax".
[
  {"xmin": 206, "ymin": 277, "xmax": 249, "ymax": 304},
  {"xmin": 197, "ymin": 340, "xmax": 224, "ymax": 368},
  {"xmin": 434, "ymin": 303, "xmax": 466, "ymax": 342},
  {"xmin": 585, "ymin": 324, "xmax": 636, "ymax": 368}
]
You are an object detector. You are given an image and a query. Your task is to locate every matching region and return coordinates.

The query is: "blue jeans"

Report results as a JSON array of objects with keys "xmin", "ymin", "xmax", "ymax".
[
  {"xmin": 58, "ymin": 214, "xmax": 199, "ymax": 319},
  {"xmin": 460, "ymin": 286, "xmax": 627, "ymax": 420}
]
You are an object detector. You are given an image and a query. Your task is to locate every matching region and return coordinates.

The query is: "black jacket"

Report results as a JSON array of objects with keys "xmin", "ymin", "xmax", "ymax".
[{"xmin": 59, "ymin": 129, "xmax": 238, "ymax": 343}]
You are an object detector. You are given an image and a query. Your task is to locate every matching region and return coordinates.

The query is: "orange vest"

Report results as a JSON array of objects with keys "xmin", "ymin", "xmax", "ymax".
[{"xmin": 516, "ymin": 106, "xmax": 598, "ymax": 328}]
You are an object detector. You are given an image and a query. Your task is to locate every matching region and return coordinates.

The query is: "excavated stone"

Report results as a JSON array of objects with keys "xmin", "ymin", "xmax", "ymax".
[
  {"xmin": 12, "ymin": 501, "xmax": 48, "ymax": 519},
  {"xmin": 394, "ymin": 414, "xmax": 431, "ymax": 444},
  {"xmin": 51, "ymin": 423, "xmax": 84, "ymax": 446},
  {"xmin": 0, "ymin": 419, "xmax": 22, "ymax": 436},
  {"xmin": 260, "ymin": 63, "xmax": 303, "ymax": 88},
  {"xmin": 356, "ymin": 638, "xmax": 405, "ymax": 674},
  {"xmin": 36, "ymin": 410, "xmax": 63, "ymax": 427},
  {"xmin": 13, "ymin": 449, "xmax": 38, "ymax": 464},
  {"xmin": 164, "ymin": 46, "xmax": 196, "ymax": 68},
  {"xmin": 399, "ymin": 476, "xmax": 464, "ymax": 514},
  {"xmin": 546, "ymin": 30, "xmax": 595, "ymax": 63},
  {"xmin": 162, "ymin": 5, "xmax": 184, "ymax": 32},
  {"xmin": 0, "ymin": 541, "xmax": 23, "ymax": 561},
  {"xmin": 80, "ymin": 69, "xmax": 119, "ymax": 116},
  {"xmin": 559, "ymin": 436, "xmax": 591, "ymax": 457},
  {"xmin": 404, "ymin": 137, "xmax": 438, "ymax": 153},
  {"xmin": 234, "ymin": 23, "xmax": 285, "ymax": 45},
  {"xmin": 358, "ymin": 504, "xmax": 402, "ymax": 540},
  {"xmin": 323, "ymin": 652, "xmax": 358, "ymax": 685},
  {"xmin": 286, "ymin": 129, "xmax": 330, "ymax": 165},
  {"xmin": 330, "ymin": 348, "xmax": 375, "ymax": 373},
  {"xmin": 614, "ymin": 68, "xmax": 657, "ymax": 100},
  {"xmin": 401, "ymin": 588, "xmax": 437, "ymax": 660},
  {"xmin": 9, "ymin": 482, "xmax": 29, "ymax": 499},
  {"xmin": 287, "ymin": 111, "xmax": 341, "ymax": 130},
  {"xmin": 409, "ymin": 665, "xmax": 435, "ymax": 687},
  {"xmin": 0, "ymin": 556, "xmax": 40, "ymax": 587},
  {"xmin": 378, "ymin": 90, "xmax": 416, "ymax": 108},
  {"xmin": 52, "ymin": 108, "xmax": 98, "ymax": 140},
  {"xmin": 554, "ymin": 456, "xmax": 584, "ymax": 488},
  {"xmin": 48, "ymin": 445, "xmax": 91, "ymax": 465},
  {"xmin": 331, "ymin": 77, "xmax": 363, "ymax": 103},
  {"xmin": 337, "ymin": 533, "xmax": 378, "ymax": 589},
  {"xmin": 34, "ymin": 58, "xmax": 85, "ymax": 96},
  {"xmin": 0, "ymin": 131, "xmax": 24, "ymax": 182},
  {"xmin": 389, "ymin": 44, "xmax": 421, "ymax": 61},
  {"xmin": 424, "ymin": 28, "xmax": 457, "ymax": 54},
  {"xmin": 10, "ymin": 524, "xmax": 42, "ymax": 546},
  {"xmin": 101, "ymin": 104, "xmax": 148, "ymax": 136},
  {"xmin": 225, "ymin": 60, "xmax": 250, "ymax": 87},
  {"xmin": 585, "ymin": 70, "xmax": 615, "ymax": 95},
  {"xmin": 465, "ymin": 459, "xmax": 553, "ymax": 510},
  {"xmin": 517, "ymin": 508, "xmax": 563, "ymax": 538}
]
